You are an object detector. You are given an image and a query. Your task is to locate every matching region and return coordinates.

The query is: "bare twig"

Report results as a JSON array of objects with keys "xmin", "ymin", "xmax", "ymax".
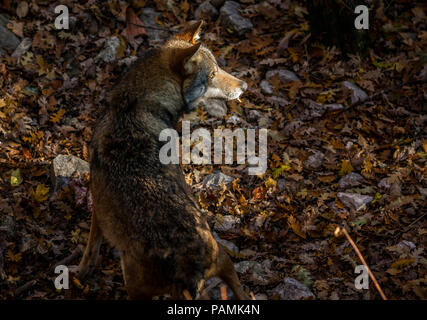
[
  {"xmin": 402, "ymin": 213, "xmax": 427, "ymax": 234},
  {"xmin": 50, "ymin": 246, "xmax": 82, "ymax": 274},
  {"xmin": 335, "ymin": 226, "xmax": 387, "ymax": 300},
  {"xmin": 0, "ymin": 159, "xmax": 50, "ymax": 168},
  {"xmin": 14, "ymin": 280, "xmax": 37, "ymax": 297}
]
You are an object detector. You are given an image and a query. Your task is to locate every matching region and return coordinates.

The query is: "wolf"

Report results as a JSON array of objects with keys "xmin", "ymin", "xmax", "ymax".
[{"xmin": 77, "ymin": 21, "xmax": 249, "ymax": 299}]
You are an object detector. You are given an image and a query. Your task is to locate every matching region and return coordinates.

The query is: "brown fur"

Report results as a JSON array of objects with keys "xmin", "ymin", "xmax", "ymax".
[{"xmin": 77, "ymin": 21, "xmax": 249, "ymax": 300}]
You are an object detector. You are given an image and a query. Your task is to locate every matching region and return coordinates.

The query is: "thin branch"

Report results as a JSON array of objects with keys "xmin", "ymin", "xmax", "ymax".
[
  {"xmin": 50, "ymin": 246, "xmax": 82, "ymax": 274},
  {"xmin": 335, "ymin": 226, "xmax": 387, "ymax": 300},
  {"xmin": 401, "ymin": 213, "xmax": 427, "ymax": 234},
  {"xmin": 14, "ymin": 279, "xmax": 37, "ymax": 297}
]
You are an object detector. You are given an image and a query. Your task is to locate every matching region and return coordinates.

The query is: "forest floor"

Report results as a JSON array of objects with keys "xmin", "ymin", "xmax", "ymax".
[{"xmin": 0, "ymin": 0, "xmax": 425, "ymax": 300}]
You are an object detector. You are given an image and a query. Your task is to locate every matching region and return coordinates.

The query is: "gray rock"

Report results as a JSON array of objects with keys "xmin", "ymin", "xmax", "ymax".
[
  {"xmin": 266, "ymin": 69, "xmax": 299, "ymax": 83},
  {"xmin": 214, "ymin": 215, "xmax": 240, "ymax": 233},
  {"xmin": 337, "ymin": 192, "xmax": 373, "ymax": 211},
  {"xmin": 338, "ymin": 173, "xmax": 365, "ymax": 189},
  {"xmin": 96, "ymin": 36, "xmax": 120, "ymax": 63},
  {"xmin": 139, "ymin": 8, "xmax": 168, "ymax": 42},
  {"xmin": 304, "ymin": 151, "xmax": 324, "ymax": 169},
  {"xmin": 220, "ymin": 1, "xmax": 253, "ymax": 36},
  {"xmin": 203, "ymin": 172, "xmax": 234, "ymax": 189},
  {"xmin": 260, "ymin": 80, "xmax": 273, "ymax": 95},
  {"xmin": 234, "ymin": 260, "xmax": 263, "ymax": 274},
  {"xmin": 235, "ymin": 260, "xmax": 275, "ymax": 285},
  {"xmin": 213, "ymin": 232, "xmax": 239, "ymax": 253},
  {"xmin": 342, "ymin": 81, "xmax": 368, "ymax": 104},
  {"xmin": 0, "ymin": 14, "xmax": 20, "ymax": 56},
  {"xmin": 203, "ymin": 99, "xmax": 227, "ymax": 118},
  {"xmin": 271, "ymin": 277, "xmax": 315, "ymax": 300},
  {"xmin": 397, "ymin": 240, "xmax": 416, "ymax": 251},
  {"xmin": 51, "ymin": 155, "xmax": 90, "ymax": 191},
  {"xmin": 300, "ymin": 100, "xmax": 344, "ymax": 121},
  {"xmin": 195, "ymin": 1, "xmax": 219, "ymax": 20}
]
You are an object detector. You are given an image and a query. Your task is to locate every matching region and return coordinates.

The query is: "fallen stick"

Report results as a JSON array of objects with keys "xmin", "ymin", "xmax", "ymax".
[
  {"xmin": 14, "ymin": 279, "xmax": 37, "ymax": 297},
  {"xmin": 334, "ymin": 226, "xmax": 387, "ymax": 300},
  {"xmin": 50, "ymin": 246, "xmax": 82, "ymax": 274}
]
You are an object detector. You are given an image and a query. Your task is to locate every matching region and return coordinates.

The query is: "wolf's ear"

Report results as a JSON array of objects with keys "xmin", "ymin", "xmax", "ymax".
[
  {"xmin": 174, "ymin": 20, "xmax": 203, "ymax": 44},
  {"xmin": 170, "ymin": 43, "xmax": 202, "ymax": 74}
]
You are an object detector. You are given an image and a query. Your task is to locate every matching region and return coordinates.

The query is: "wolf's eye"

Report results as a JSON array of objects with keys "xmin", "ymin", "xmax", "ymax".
[{"xmin": 209, "ymin": 72, "xmax": 215, "ymax": 80}]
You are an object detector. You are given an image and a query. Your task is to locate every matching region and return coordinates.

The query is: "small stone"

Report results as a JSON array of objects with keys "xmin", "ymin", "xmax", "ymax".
[
  {"xmin": 214, "ymin": 215, "xmax": 240, "ymax": 233},
  {"xmin": 397, "ymin": 240, "xmax": 416, "ymax": 251},
  {"xmin": 270, "ymin": 277, "xmax": 315, "ymax": 300},
  {"xmin": 195, "ymin": 1, "xmax": 219, "ymax": 20},
  {"xmin": 51, "ymin": 155, "xmax": 90, "ymax": 191},
  {"xmin": 266, "ymin": 69, "xmax": 299, "ymax": 83},
  {"xmin": 0, "ymin": 14, "xmax": 20, "ymax": 56},
  {"xmin": 260, "ymin": 80, "xmax": 273, "ymax": 95},
  {"xmin": 213, "ymin": 232, "xmax": 239, "ymax": 253},
  {"xmin": 342, "ymin": 81, "xmax": 368, "ymax": 104},
  {"xmin": 234, "ymin": 260, "xmax": 263, "ymax": 274},
  {"xmin": 337, "ymin": 192, "xmax": 373, "ymax": 211},
  {"xmin": 300, "ymin": 100, "xmax": 343, "ymax": 121},
  {"xmin": 338, "ymin": 173, "xmax": 365, "ymax": 189},
  {"xmin": 234, "ymin": 260, "xmax": 275, "ymax": 285},
  {"xmin": 202, "ymin": 99, "xmax": 227, "ymax": 118},
  {"xmin": 304, "ymin": 151, "xmax": 324, "ymax": 169},
  {"xmin": 220, "ymin": 1, "xmax": 253, "ymax": 36},
  {"xmin": 96, "ymin": 36, "xmax": 120, "ymax": 63},
  {"xmin": 203, "ymin": 172, "xmax": 234, "ymax": 189}
]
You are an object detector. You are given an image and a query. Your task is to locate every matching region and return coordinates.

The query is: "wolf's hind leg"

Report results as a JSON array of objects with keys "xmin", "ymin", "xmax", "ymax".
[
  {"xmin": 77, "ymin": 212, "xmax": 103, "ymax": 280},
  {"xmin": 121, "ymin": 253, "xmax": 154, "ymax": 299},
  {"xmin": 216, "ymin": 245, "xmax": 250, "ymax": 300}
]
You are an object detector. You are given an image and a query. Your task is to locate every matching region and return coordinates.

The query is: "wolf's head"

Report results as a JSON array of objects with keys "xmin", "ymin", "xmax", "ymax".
[{"xmin": 165, "ymin": 21, "xmax": 247, "ymax": 110}]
